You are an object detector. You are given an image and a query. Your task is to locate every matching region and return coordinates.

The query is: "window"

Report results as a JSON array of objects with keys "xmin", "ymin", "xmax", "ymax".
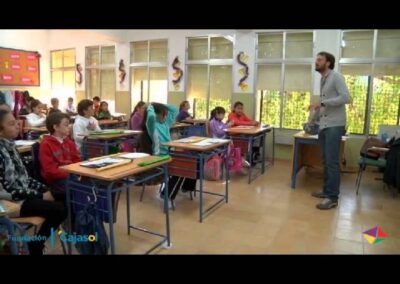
[
  {"xmin": 130, "ymin": 39, "xmax": 168, "ymax": 110},
  {"xmin": 85, "ymin": 46, "xmax": 116, "ymax": 112},
  {"xmin": 340, "ymin": 30, "xmax": 400, "ymax": 135},
  {"xmin": 256, "ymin": 31, "xmax": 314, "ymax": 129},
  {"xmin": 50, "ymin": 49, "xmax": 75, "ymax": 109},
  {"xmin": 186, "ymin": 36, "xmax": 233, "ymax": 119}
]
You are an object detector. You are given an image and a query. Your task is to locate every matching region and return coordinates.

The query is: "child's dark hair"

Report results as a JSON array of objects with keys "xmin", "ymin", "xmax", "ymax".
[
  {"xmin": 233, "ymin": 101, "xmax": 243, "ymax": 109},
  {"xmin": 93, "ymin": 96, "xmax": 101, "ymax": 102},
  {"xmin": 30, "ymin": 99, "xmax": 42, "ymax": 111},
  {"xmin": 138, "ymin": 103, "xmax": 168, "ymax": 154},
  {"xmin": 179, "ymin": 100, "xmax": 189, "ymax": 111},
  {"xmin": 210, "ymin": 106, "xmax": 226, "ymax": 121},
  {"xmin": 77, "ymin": 99, "xmax": 94, "ymax": 116},
  {"xmin": 50, "ymin": 98, "xmax": 59, "ymax": 105},
  {"xmin": 0, "ymin": 109, "xmax": 11, "ymax": 130},
  {"xmin": 46, "ymin": 112, "xmax": 70, "ymax": 134},
  {"xmin": 131, "ymin": 101, "xmax": 146, "ymax": 119},
  {"xmin": 100, "ymin": 101, "xmax": 108, "ymax": 109}
]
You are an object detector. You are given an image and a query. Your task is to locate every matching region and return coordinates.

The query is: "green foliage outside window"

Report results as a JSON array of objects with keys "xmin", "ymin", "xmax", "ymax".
[
  {"xmin": 258, "ymin": 90, "xmax": 310, "ymax": 129},
  {"xmin": 193, "ymin": 98, "xmax": 231, "ymax": 119},
  {"xmin": 344, "ymin": 75, "xmax": 368, "ymax": 134},
  {"xmin": 369, "ymin": 75, "xmax": 400, "ymax": 135},
  {"xmin": 282, "ymin": 92, "xmax": 311, "ymax": 129},
  {"xmin": 344, "ymin": 75, "xmax": 400, "ymax": 135},
  {"xmin": 259, "ymin": 90, "xmax": 281, "ymax": 127}
]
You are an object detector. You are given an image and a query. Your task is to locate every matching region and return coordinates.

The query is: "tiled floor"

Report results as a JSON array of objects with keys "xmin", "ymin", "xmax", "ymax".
[{"xmin": 53, "ymin": 160, "xmax": 400, "ymax": 254}]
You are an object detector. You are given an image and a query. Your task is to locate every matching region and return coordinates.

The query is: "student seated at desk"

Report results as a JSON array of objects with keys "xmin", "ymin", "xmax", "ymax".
[
  {"xmin": 40, "ymin": 112, "xmax": 81, "ymax": 200},
  {"xmin": 209, "ymin": 107, "xmax": 234, "ymax": 139},
  {"xmin": 176, "ymin": 100, "xmax": 194, "ymax": 123},
  {"xmin": 0, "ymin": 109, "xmax": 66, "ymax": 255},
  {"xmin": 228, "ymin": 101, "xmax": 259, "ymax": 127},
  {"xmin": 95, "ymin": 101, "xmax": 112, "ymax": 121},
  {"xmin": 92, "ymin": 96, "xmax": 101, "ymax": 117},
  {"xmin": 64, "ymin": 97, "xmax": 77, "ymax": 115},
  {"xmin": 48, "ymin": 98, "xmax": 62, "ymax": 116},
  {"xmin": 26, "ymin": 99, "xmax": 46, "ymax": 127},
  {"xmin": 129, "ymin": 101, "xmax": 146, "ymax": 131},
  {"xmin": 18, "ymin": 91, "xmax": 32, "ymax": 116},
  {"xmin": 228, "ymin": 101, "xmax": 261, "ymax": 165},
  {"xmin": 139, "ymin": 102, "xmax": 197, "ymax": 203},
  {"xmin": 73, "ymin": 99, "xmax": 101, "ymax": 152}
]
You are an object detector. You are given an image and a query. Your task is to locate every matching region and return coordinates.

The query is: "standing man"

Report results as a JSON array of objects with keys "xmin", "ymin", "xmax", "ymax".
[{"xmin": 311, "ymin": 51, "xmax": 351, "ymax": 210}]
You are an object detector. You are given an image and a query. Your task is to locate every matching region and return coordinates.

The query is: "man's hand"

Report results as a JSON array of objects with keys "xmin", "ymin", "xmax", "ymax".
[{"xmin": 310, "ymin": 103, "xmax": 321, "ymax": 111}]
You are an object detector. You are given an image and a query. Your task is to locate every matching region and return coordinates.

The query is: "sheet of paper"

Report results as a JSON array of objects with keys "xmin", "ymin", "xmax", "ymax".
[
  {"xmin": 15, "ymin": 140, "xmax": 36, "ymax": 147},
  {"xmin": 80, "ymin": 158, "xmax": 125, "ymax": 167}
]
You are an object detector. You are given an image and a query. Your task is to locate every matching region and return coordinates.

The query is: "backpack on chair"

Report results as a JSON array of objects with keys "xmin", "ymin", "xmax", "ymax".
[{"xmin": 360, "ymin": 138, "xmax": 387, "ymax": 160}]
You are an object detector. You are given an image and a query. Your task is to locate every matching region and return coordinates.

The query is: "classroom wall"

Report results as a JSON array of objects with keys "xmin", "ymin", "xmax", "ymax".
[{"xmin": 0, "ymin": 29, "xmax": 366, "ymax": 167}]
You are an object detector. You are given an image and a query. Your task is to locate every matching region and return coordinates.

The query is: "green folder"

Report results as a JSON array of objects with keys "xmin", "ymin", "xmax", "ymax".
[
  {"xmin": 137, "ymin": 155, "xmax": 171, "ymax": 167},
  {"xmin": 90, "ymin": 130, "xmax": 124, "ymax": 135}
]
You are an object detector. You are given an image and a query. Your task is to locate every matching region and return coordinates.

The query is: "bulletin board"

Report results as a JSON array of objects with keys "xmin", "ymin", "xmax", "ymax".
[{"xmin": 0, "ymin": 47, "xmax": 40, "ymax": 86}]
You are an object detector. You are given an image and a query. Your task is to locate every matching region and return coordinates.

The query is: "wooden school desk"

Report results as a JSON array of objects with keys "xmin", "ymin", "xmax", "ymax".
[
  {"xmin": 163, "ymin": 137, "xmax": 231, "ymax": 222},
  {"xmin": 60, "ymin": 155, "xmax": 172, "ymax": 254},
  {"xmin": 225, "ymin": 126, "xmax": 272, "ymax": 184},
  {"xmin": 291, "ymin": 131, "xmax": 347, "ymax": 189}
]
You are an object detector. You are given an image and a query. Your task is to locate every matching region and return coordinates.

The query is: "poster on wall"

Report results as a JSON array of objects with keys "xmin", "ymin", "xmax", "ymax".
[{"xmin": 0, "ymin": 47, "xmax": 40, "ymax": 86}]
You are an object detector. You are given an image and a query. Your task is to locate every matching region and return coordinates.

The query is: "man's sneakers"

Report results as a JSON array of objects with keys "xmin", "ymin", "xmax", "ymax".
[
  {"xmin": 311, "ymin": 191, "xmax": 328, "ymax": 198},
  {"xmin": 316, "ymin": 198, "xmax": 338, "ymax": 210}
]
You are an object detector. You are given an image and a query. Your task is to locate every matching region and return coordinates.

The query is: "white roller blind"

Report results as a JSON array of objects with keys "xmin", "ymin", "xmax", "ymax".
[
  {"xmin": 284, "ymin": 65, "xmax": 311, "ymax": 92},
  {"xmin": 376, "ymin": 30, "xmax": 400, "ymax": 58},
  {"xmin": 341, "ymin": 31, "xmax": 374, "ymax": 58},
  {"xmin": 286, "ymin": 33, "xmax": 313, "ymax": 58},
  {"xmin": 257, "ymin": 64, "xmax": 281, "ymax": 90}
]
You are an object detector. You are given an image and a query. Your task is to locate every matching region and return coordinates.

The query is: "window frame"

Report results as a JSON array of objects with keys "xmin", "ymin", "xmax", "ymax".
[
  {"xmin": 255, "ymin": 31, "xmax": 315, "ymax": 130},
  {"xmin": 129, "ymin": 39, "xmax": 169, "ymax": 108},
  {"xmin": 339, "ymin": 29, "xmax": 400, "ymax": 136},
  {"xmin": 185, "ymin": 35, "xmax": 235, "ymax": 119}
]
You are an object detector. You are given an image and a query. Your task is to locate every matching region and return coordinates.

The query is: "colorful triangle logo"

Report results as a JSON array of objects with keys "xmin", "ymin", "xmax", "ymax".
[{"xmin": 363, "ymin": 226, "xmax": 388, "ymax": 245}]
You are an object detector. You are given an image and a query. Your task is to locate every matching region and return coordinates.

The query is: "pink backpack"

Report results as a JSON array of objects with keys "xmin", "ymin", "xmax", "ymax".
[
  {"xmin": 204, "ymin": 154, "xmax": 222, "ymax": 181},
  {"xmin": 228, "ymin": 146, "xmax": 243, "ymax": 173}
]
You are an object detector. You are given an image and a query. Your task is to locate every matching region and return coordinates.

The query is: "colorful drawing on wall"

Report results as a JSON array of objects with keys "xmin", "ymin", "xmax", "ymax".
[
  {"xmin": 0, "ymin": 47, "xmax": 40, "ymax": 86},
  {"xmin": 237, "ymin": 51, "xmax": 249, "ymax": 92},
  {"xmin": 76, "ymin": 64, "xmax": 83, "ymax": 85},
  {"xmin": 172, "ymin": 56, "xmax": 183, "ymax": 91},
  {"xmin": 119, "ymin": 59, "xmax": 126, "ymax": 84}
]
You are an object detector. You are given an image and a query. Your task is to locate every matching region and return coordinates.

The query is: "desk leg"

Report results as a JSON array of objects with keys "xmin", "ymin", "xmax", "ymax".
[
  {"xmin": 104, "ymin": 141, "xmax": 109, "ymax": 156},
  {"xmin": 225, "ymin": 145, "xmax": 229, "ymax": 203},
  {"xmin": 199, "ymin": 153, "xmax": 204, "ymax": 223},
  {"xmin": 248, "ymin": 137, "xmax": 254, "ymax": 184},
  {"xmin": 126, "ymin": 185, "xmax": 131, "ymax": 235},
  {"xmin": 65, "ymin": 179, "xmax": 72, "ymax": 254},
  {"xmin": 291, "ymin": 139, "xmax": 299, "ymax": 189},
  {"xmin": 261, "ymin": 132, "xmax": 266, "ymax": 174},
  {"xmin": 163, "ymin": 165, "xmax": 171, "ymax": 247},
  {"xmin": 107, "ymin": 184, "xmax": 115, "ymax": 254}
]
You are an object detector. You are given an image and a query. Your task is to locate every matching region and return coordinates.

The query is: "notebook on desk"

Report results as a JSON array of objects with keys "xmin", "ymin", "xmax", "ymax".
[
  {"xmin": 80, "ymin": 158, "xmax": 126, "ymax": 168},
  {"xmin": 89, "ymin": 129, "xmax": 124, "ymax": 135}
]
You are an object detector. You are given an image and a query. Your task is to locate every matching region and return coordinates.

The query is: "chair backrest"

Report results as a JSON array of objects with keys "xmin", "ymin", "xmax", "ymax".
[{"xmin": 30, "ymin": 142, "xmax": 45, "ymax": 184}]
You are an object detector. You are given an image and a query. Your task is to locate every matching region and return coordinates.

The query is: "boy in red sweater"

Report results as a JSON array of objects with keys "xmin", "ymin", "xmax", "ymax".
[{"xmin": 39, "ymin": 112, "xmax": 80, "ymax": 200}]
